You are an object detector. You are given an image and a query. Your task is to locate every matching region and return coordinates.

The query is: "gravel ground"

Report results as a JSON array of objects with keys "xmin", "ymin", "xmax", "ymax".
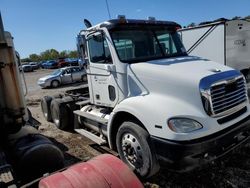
[{"xmin": 25, "ymin": 69, "xmax": 250, "ymax": 188}]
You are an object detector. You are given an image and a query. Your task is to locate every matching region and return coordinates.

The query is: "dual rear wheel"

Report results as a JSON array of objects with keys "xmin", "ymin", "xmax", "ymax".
[
  {"xmin": 41, "ymin": 95, "xmax": 159, "ymax": 177},
  {"xmin": 41, "ymin": 95, "xmax": 75, "ymax": 130}
]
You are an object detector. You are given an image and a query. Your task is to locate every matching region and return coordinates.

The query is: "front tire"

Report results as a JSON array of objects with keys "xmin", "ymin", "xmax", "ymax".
[
  {"xmin": 116, "ymin": 121, "xmax": 159, "ymax": 178},
  {"xmin": 51, "ymin": 80, "xmax": 60, "ymax": 88}
]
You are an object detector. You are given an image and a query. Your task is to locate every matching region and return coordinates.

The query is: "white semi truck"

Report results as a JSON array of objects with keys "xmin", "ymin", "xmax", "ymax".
[
  {"xmin": 178, "ymin": 19, "xmax": 250, "ymax": 81},
  {"xmin": 42, "ymin": 16, "xmax": 250, "ymax": 178}
]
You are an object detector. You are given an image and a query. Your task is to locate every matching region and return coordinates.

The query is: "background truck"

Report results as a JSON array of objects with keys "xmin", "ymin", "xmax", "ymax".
[
  {"xmin": 178, "ymin": 19, "xmax": 250, "ymax": 81},
  {"xmin": 0, "ymin": 13, "xmax": 67, "ymax": 187},
  {"xmin": 42, "ymin": 16, "xmax": 250, "ymax": 178}
]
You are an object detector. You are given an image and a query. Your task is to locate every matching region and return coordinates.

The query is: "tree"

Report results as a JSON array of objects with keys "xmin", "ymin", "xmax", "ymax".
[
  {"xmin": 22, "ymin": 49, "xmax": 79, "ymax": 61},
  {"xmin": 59, "ymin": 50, "xmax": 68, "ymax": 58},
  {"xmin": 68, "ymin": 50, "xmax": 78, "ymax": 58},
  {"xmin": 29, "ymin": 54, "xmax": 40, "ymax": 62},
  {"xmin": 21, "ymin": 58, "xmax": 31, "ymax": 63},
  {"xmin": 50, "ymin": 49, "xmax": 60, "ymax": 59},
  {"xmin": 40, "ymin": 49, "xmax": 59, "ymax": 60}
]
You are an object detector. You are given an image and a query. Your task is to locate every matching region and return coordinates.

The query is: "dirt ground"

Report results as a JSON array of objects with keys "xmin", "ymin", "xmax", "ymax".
[{"xmin": 25, "ymin": 68, "xmax": 250, "ymax": 188}]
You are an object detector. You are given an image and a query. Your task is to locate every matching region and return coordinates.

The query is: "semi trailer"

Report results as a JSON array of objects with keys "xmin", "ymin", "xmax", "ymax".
[
  {"xmin": 42, "ymin": 16, "xmax": 250, "ymax": 178},
  {"xmin": 0, "ymin": 13, "xmax": 66, "ymax": 187},
  {"xmin": 178, "ymin": 19, "xmax": 250, "ymax": 81}
]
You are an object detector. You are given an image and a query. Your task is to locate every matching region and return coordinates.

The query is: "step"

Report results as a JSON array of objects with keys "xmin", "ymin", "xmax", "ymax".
[
  {"xmin": 75, "ymin": 100, "xmax": 90, "ymax": 106},
  {"xmin": 75, "ymin": 129, "xmax": 107, "ymax": 145},
  {"xmin": 74, "ymin": 110, "xmax": 108, "ymax": 125}
]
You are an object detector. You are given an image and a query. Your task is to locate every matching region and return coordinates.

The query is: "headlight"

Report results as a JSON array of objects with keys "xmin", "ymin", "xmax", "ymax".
[
  {"xmin": 168, "ymin": 118, "xmax": 202, "ymax": 133},
  {"xmin": 38, "ymin": 79, "xmax": 45, "ymax": 84}
]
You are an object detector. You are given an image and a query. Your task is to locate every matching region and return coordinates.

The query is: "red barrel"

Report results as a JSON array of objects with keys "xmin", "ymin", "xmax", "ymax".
[{"xmin": 39, "ymin": 154, "xmax": 143, "ymax": 188}]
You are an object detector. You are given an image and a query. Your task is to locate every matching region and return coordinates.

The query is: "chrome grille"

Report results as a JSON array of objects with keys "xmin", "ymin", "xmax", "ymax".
[{"xmin": 210, "ymin": 76, "xmax": 247, "ymax": 116}]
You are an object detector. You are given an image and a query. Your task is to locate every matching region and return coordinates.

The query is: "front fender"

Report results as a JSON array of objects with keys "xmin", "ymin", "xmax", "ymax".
[{"xmin": 108, "ymin": 93, "xmax": 225, "ymax": 146}]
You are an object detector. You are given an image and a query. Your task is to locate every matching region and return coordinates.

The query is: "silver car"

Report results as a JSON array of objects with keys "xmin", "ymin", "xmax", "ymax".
[{"xmin": 37, "ymin": 66, "xmax": 87, "ymax": 88}]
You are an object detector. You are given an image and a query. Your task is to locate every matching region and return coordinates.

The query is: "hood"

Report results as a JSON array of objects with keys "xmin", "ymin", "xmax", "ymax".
[
  {"xmin": 39, "ymin": 74, "xmax": 58, "ymax": 81},
  {"xmin": 128, "ymin": 56, "xmax": 233, "ymax": 101}
]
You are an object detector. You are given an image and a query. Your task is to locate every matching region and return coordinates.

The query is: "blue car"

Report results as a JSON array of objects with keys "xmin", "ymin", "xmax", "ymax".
[
  {"xmin": 65, "ymin": 58, "xmax": 79, "ymax": 66},
  {"xmin": 42, "ymin": 60, "xmax": 58, "ymax": 69}
]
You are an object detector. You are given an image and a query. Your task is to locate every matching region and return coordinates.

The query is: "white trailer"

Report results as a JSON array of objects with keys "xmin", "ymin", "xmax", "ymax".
[{"xmin": 178, "ymin": 19, "xmax": 250, "ymax": 80}]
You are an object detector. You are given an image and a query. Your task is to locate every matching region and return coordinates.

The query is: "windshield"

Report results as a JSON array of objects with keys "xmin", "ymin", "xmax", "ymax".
[
  {"xmin": 51, "ymin": 69, "xmax": 62, "ymax": 75},
  {"xmin": 110, "ymin": 26, "xmax": 187, "ymax": 63}
]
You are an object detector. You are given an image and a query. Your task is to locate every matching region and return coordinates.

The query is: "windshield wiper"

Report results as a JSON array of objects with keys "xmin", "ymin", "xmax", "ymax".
[{"xmin": 151, "ymin": 30, "xmax": 166, "ymax": 57}]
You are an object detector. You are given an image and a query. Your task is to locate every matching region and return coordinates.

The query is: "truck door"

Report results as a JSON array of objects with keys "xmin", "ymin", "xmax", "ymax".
[{"xmin": 87, "ymin": 32, "xmax": 118, "ymax": 107}]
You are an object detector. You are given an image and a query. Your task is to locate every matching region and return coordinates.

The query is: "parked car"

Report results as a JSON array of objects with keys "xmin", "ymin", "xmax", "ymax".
[
  {"xmin": 78, "ymin": 58, "xmax": 87, "ymax": 69},
  {"xmin": 57, "ymin": 58, "xmax": 68, "ymax": 68},
  {"xmin": 40, "ymin": 61, "xmax": 48, "ymax": 69},
  {"xmin": 65, "ymin": 58, "xmax": 79, "ymax": 66},
  {"xmin": 29, "ymin": 62, "xmax": 39, "ymax": 70},
  {"xmin": 42, "ymin": 60, "xmax": 58, "ymax": 69},
  {"xmin": 20, "ymin": 64, "xmax": 33, "ymax": 72},
  {"xmin": 37, "ymin": 66, "xmax": 87, "ymax": 88}
]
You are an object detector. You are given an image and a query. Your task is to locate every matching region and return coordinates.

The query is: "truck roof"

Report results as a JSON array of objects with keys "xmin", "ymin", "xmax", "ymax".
[{"xmin": 87, "ymin": 19, "xmax": 181, "ymax": 31}]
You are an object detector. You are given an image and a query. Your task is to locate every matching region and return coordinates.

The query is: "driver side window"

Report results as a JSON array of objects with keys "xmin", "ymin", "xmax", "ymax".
[{"xmin": 88, "ymin": 34, "xmax": 112, "ymax": 64}]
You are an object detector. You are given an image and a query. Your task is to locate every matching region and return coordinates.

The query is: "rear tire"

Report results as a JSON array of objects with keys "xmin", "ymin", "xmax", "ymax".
[
  {"xmin": 41, "ymin": 96, "xmax": 53, "ymax": 122},
  {"xmin": 81, "ymin": 75, "xmax": 87, "ymax": 82},
  {"xmin": 62, "ymin": 96, "xmax": 77, "ymax": 130},
  {"xmin": 50, "ymin": 98, "xmax": 70, "ymax": 130},
  {"xmin": 116, "ymin": 121, "xmax": 159, "ymax": 178},
  {"xmin": 41, "ymin": 94, "xmax": 63, "ymax": 122}
]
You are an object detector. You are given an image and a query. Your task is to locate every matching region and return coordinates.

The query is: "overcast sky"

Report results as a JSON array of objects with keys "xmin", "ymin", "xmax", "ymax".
[{"xmin": 1, "ymin": 0, "xmax": 250, "ymax": 58}]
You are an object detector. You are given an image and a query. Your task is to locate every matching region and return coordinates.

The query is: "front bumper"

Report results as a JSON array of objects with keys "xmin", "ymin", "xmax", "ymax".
[
  {"xmin": 37, "ymin": 81, "xmax": 48, "ymax": 88},
  {"xmin": 151, "ymin": 115, "xmax": 250, "ymax": 172}
]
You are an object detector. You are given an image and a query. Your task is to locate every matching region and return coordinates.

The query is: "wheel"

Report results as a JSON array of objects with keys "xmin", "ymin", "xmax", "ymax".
[
  {"xmin": 81, "ymin": 75, "xmax": 87, "ymax": 82},
  {"xmin": 116, "ymin": 121, "xmax": 159, "ymax": 178},
  {"xmin": 51, "ymin": 80, "xmax": 60, "ymax": 88},
  {"xmin": 41, "ymin": 95, "xmax": 63, "ymax": 122},
  {"xmin": 50, "ymin": 98, "xmax": 69, "ymax": 130},
  {"xmin": 41, "ymin": 96, "xmax": 53, "ymax": 122},
  {"xmin": 62, "ymin": 96, "xmax": 77, "ymax": 130}
]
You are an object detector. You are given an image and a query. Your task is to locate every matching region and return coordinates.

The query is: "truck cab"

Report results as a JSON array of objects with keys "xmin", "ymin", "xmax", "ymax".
[
  {"xmin": 83, "ymin": 18, "xmax": 186, "ymax": 108},
  {"xmin": 46, "ymin": 16, "xmax": 250, "ymax": 178}
]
